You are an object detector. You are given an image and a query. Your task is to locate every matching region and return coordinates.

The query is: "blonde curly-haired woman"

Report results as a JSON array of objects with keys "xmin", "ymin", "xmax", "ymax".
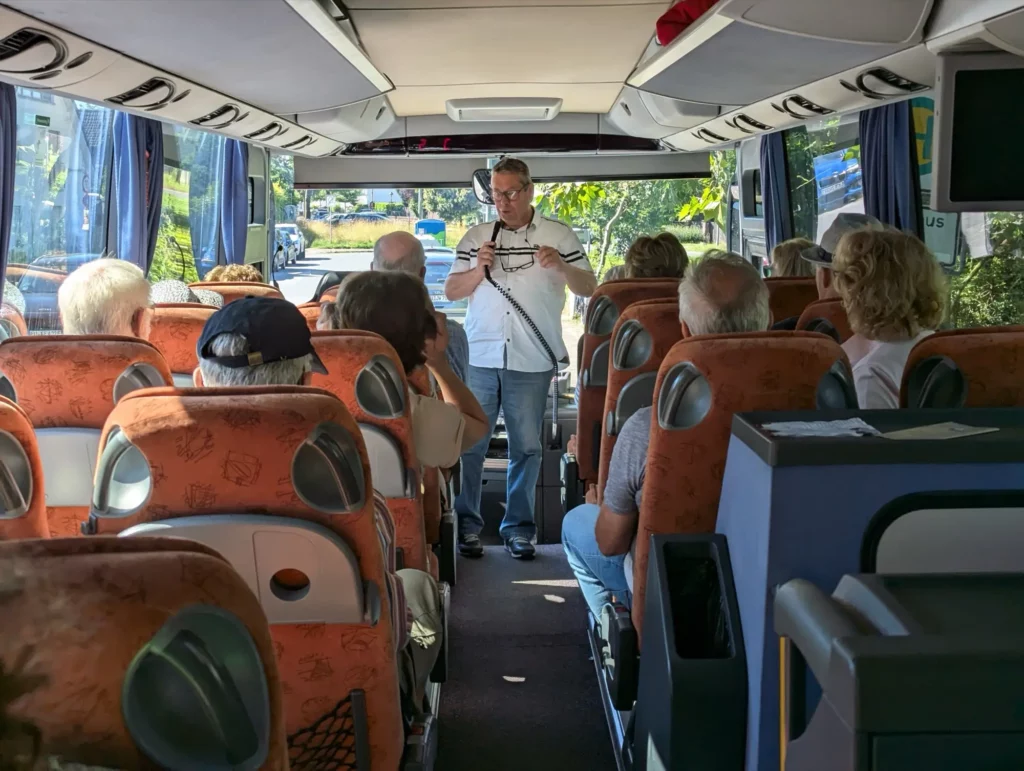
[{"xmin": 833, "ymin": 227, "xmax": 947, "ymax": 408}]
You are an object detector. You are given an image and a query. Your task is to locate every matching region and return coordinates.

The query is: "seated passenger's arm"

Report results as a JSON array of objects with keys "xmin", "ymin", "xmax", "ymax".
[
  {"xmin": 594, "ymin": 408, "xmax": 648, "ymax": 556},
  {"xmin": 427, "ymin": 355, "xmax": 489, "ymax": 449}
]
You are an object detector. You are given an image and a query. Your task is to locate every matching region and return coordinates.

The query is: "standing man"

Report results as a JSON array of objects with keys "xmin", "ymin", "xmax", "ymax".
[{"xmin": 445, "ymin": 157, "xmax": 597, "ymax": 560}]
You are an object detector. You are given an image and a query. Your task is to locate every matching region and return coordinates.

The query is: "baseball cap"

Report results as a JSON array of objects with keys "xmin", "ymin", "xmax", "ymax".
[
  {"xmin": 197, "ymin": 296, "xmax": 327, "ymax": 374},
  {"xmin": 801, "ymin": 212, "xmax": 882, "ymax": 267}
]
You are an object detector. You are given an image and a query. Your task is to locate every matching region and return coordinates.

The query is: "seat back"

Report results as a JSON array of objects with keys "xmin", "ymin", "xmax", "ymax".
[
  {"xmin": 408, "ymin": 367, "xmax": 443, "ymax": 566},
  {"xmin": 901, "ymin": 326, "xmax": 1024, "ymax": 408},
  {"xmin": 0, "ymin": 536, "xmax": 287, "ymax": 769},
  {"xmin": 765, "ymin": 277, "xmax": 818, "ymax": 324},
  {"xmin": 0, "ymin": 395, "xmax": 47, "ymax": 539},
  {"xmin": 597, "ymin": 299, "xmax": 683, "ymax": 498},
  {"xmin": 633, "ymin": 331, "xmax": 854, "ymax": 637},
  {"xmin": 297, "ymin": 301, "xmax": 324, "ymax": 331},
  {"xmin": 0, "ymin": 335, "xmax": 172, "ymax": 537},
  {"xmin": 310, "ymin": 330, "xmax": 430, "ymax": 572},
  {"xmin": 796, "ymin": 297, "xmax": 852, "ymax": 342},
  {"xmin": 0, "ymin": 301, "xmax": 27, "ymax": 338},
  {"xmin": 189, "ymin": 281, "xmax": 284, "ymax": 304},
  {"xmin": 146, "ymin": 303, "xmax": 217, "ymax": 387},
  {"xmin": 87, "ymin": 386, "xmax": 404, "ymax": 770},
  {"xmin": 577, "ymin": 279, "xmax": 681, "ymax": 483}
]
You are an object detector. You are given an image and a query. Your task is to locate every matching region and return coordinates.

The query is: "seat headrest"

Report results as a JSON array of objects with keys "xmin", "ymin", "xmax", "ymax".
[
  {"xmin": 0, "ymin": 395, "xmax": 45, "ymax": 537},
  {"xmin": 0, "ymin": 536, "xmax": 282, "ymax": 769},
  {"xmin": 189, "ymin": 282, "xmax": 283, "ymax": 303},
  {"xmin": 311, "ymin": 331, "xmax": 411, "ymax": 420},
  {"xmin": 585, "ymin": 279, "xmax": 682, "ymax": 336},
  {"xmin": 904, "ymin": 355, "xmax": 968, "ymax": 409},
  {"xmin": 148, "ymin": 304, "xmax": 218, "ymax": 374},
  {"xmin": 802, "ymin": 317, "xmax": 841, "ymax": 343},
  {"xmin": 0, "ymin": 336, "xmax": 172, "ymax": 427},
  {"xmin": 90, "ymin": 387, "xmax": 369, "ymax": 525}
]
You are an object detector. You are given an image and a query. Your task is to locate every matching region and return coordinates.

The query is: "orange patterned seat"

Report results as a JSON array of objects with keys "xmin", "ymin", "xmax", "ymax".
[
  {"xmin": 900, "ymin": 325, "xmax": 1024, "ymax": 408},
  {"xmin": 796, "ymin": 297, "xmax": 852, "ymax": 342},
  {"xmin": 0, "ymin": 535, "xmax": 288, "ymax": 769},
  {"xmin": 146, "ymin": 303, "xmax": 217, "ymax": 387},
  {"xmin": 86, "ymin": 386, "xmax": 404, "ymax": 770},
  {"xmin": 298, "ymin": 301, "xmax": 325, "ymax": 331},
  {"xmin": 311, "ymin": 330, "xmax": 431, "ymax": 575},
  {"xmin": 0, "ymin": 301, "xmax": 27, "ymax": 338},
  {"xmin": 0, "ymin": 395, "xmax": 48, "ymax": 540},
  {"xmin": 632, "ymin": 331, "xmax": 854, "ymax": 639},
  {"xmin": 0, "ymin": 335, "xmax": 172, "ymax": 538},
  {"xmin": 577, "ymin": 279, "xmax": 682, "ymax": 485},
  {"xmin": 189, "ymin": 281, "xmax": 284, "ymax": 304},
  {"xmin": 596, "ymin": 299, "xmax": 683, "ymax": 501},
  {"xmin": 765, "ymin": 277, "xmax": 818, "ymax": 324}
]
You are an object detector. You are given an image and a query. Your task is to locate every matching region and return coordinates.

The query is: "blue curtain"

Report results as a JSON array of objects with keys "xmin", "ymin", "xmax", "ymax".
[
  {"xmin": 220, "ymin": 139, "xmax": 249, "ymax": 265},
  {"xmin": 760, "ymin": 132, "xmax": 792, "ymax": 254},
  {"xmin": 64, "ymin": 104, "xmax": 115, "ymax": 256},
  {"xmin": 112, "ymin": 112, "xmax": 163, "ymax": 271},
  {"xmin": 0, "ymin": 84, "xmax": 14, "ymax": 304},
  {"xmin": 859, "ymin": 101, "xmax": 923, "ymax": 238}
]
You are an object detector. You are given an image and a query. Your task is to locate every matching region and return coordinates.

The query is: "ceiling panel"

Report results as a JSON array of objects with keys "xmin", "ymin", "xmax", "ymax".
[
  {"xmin": 388, "ymin": 83, "xmax": 623, "ymax": 116},
  {"xmin": 348, "ymin": 0, "xmax": 664, "ymax": 6},
  {"xmin": 4, "ymin": 0, "xmax": 386, "ymax": 114},
  {"xmin": 354, "ymin": 5, "xmax": 664, "ymax": 87}
]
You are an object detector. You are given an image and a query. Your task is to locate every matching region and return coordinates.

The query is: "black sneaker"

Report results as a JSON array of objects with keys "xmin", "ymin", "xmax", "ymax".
[
  {"xmin": 504, "ymin": 536, "xmax": 535, "ymax": 560},
  {"xmin": 458, "ymin": 533, "xmax": 484, "ymax": 558}
]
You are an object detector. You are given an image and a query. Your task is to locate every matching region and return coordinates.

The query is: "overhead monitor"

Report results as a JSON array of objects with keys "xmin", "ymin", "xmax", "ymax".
[{"xmin": 932, "ymin": 52, "xmax": 1024, "ymax": 212}]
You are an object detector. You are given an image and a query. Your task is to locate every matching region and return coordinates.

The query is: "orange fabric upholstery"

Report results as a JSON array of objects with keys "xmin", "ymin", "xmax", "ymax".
[
  {"xmin": 0, "ymin": 302, "xmax": 28, "ymax": 337},
  {"xmin": 89, "ymin": 387, "xmax": 403, "ymax": 770},
  {"xmin": 596, "ymin": 299, "xmax": 683, "ymax": 499},
  {"xmin": 189, "ymin": 281, "xmax": 284, "ymax": 304},
  {"xmin": 900, "ymin": 325, "xmax": 1024, "ymax": 407},
  {"xmin": 311, "ymin": 331, "xmax": 430, "ymax": 573},
  {"xmin": 0, "ymin": 335, "xmax": 173, "ymax": 428},
  {"xmin": 0, "ymin": 395, "xmax": 48, "ymax": 540},
  {"xmin": 0, "ymin": 336, "xmax": 173, "ymax": 538},
  {"xmin": 633, "ymin": 331, "xmax": 850, "ymax": 639},
  {"xmin": 146, "ymin": 303, "xmax": 217, "ymax": 374},
  {"xmin": 796, "ymin": 297, "xmax": 853, "ymax": 342},
  {"xmin": 298, "ymin": 301, "xmax": 324, "ymax": 331},
  {"xmin": 577, "ymin": 279, "xmax": 682, "ymax": 483},
  {"xmin": 0, "ymin": 536, "xmax": 288, "ymax": 769},
  {"xmin": 765, "ymin": 277, "xmax": 818, "ymax": 324},
  {"xmin": 407, "ymin": 368, "xmax": 443, "ymax": 547},
  {"xmin": 321, "ymin": 287, "xmax": 339, "ymax": 303}
]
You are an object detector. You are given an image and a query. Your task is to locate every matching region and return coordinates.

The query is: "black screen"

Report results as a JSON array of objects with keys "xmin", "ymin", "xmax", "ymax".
[
  {"xmin": 950, "ymin": 69, "xmax": 1024, "ymax": 203},
  {"xmin": 342, "ymin": 133, "xmax": 662, "ymax": 155}
]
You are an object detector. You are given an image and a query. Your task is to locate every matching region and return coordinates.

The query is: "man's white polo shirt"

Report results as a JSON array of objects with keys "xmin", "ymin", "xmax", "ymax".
[{"xmin": 450, "ymin": 210, "xmax": 592, "ymax": 373}]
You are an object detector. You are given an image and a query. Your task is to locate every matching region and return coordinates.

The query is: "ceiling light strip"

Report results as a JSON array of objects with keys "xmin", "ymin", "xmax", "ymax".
[{"xmin": 283, "ymin": 0, "xmax": 393, "ymax": 94}]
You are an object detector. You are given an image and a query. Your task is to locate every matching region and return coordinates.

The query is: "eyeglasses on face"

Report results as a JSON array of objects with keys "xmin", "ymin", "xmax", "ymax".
[{"xmin": 491, "ymin": 185, "xmax": 528, "ymax": 203}]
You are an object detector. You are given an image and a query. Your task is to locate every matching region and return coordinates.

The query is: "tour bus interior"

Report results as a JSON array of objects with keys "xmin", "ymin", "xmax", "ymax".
[{"xmin": 2, "ymin": 0, "xmax": 1024, "ymax": 770}]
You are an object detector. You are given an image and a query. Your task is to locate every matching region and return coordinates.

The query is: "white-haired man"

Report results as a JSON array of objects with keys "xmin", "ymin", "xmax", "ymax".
[
  {"xmin": 373, "ymin": 230, "xmax": 470, "ymax": 384},
  {"xmin": 196, "ymin": 296, "xmax": 443, "ymax": 716},
  {"xmin": 561, "ymin": 251, "xmax": 771, "ymax": 619},
  {"xmin": 445, "ymin": 156, "xmax": 597, "ymax": 560},
  {"xmin": 57, "ymin": 258, "xmax": 152, "ymax": 336}
]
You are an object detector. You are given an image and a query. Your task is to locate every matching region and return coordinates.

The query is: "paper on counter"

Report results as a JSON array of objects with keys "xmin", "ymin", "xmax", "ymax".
[
  {"xmin": 760, "ymin": 418, "xmax": 881, "ymax": 438},
  {"xmin": 882, "ymin": 422, "xmax": 999, "ymax": 440}
]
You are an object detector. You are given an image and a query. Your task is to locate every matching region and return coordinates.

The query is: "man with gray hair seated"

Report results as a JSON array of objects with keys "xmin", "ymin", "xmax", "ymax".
[
  {"xmin": 57, "ymin": 257, "xmax": 153, "ymax": 337},
  {"xmin": 373, "ymin": 231, "xmax": 470, "ymax": 384},
  {"xmin": 561, "ymin": 251, "xmax": 771, "ymax": 618},
  {"xmin": 196, "ymin": 296, "xmax": 443, "ymax": 717}
]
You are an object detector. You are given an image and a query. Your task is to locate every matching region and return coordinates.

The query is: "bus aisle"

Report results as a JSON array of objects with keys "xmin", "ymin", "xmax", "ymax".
[{"xmin": 436, "ymin": 545, "xmax": 615, "ymax": 771}]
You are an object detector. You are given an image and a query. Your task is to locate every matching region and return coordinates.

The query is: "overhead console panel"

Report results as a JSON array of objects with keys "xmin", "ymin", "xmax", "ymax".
[
  {"xmin": 604, "ymin": 87, "xmax": 727, "ymax": 139},
  {"xmin": 0, "ymin": 4, "xmax": 343, "ymax": 157},
  {"xmin": 630, "ymin": 0, "xmax": 934, "ymax": 106}
]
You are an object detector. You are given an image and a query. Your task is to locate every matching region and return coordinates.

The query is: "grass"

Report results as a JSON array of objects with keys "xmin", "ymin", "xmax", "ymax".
[{"xmin": 306, "ymin": 218, "xmax": 470, "ymax": 250}]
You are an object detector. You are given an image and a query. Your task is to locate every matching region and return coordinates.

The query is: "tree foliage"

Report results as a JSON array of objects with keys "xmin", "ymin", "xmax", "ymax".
[
  {"xmin": 421, "ymin": 187, "xmax": 481, "ymax": 224},
  {"xmin": 949, "ymin": 213, "xmax": 1024, "ymax": 328}
]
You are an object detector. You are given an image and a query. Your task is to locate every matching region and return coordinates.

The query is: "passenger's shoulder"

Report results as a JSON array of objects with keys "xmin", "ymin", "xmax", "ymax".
[{"xmin": 620, "ymin": 407, "xmax": 653, "ymax": 444}]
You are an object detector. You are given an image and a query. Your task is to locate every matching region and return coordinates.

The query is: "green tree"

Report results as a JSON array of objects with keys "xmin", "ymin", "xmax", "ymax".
[
  {"xmin": 948, "ymin": 213, "xmax": 1024, "ymax": 328},
  {"xmin": 422, "ymin": 188, "xmax": 481, "ymax": 224}
]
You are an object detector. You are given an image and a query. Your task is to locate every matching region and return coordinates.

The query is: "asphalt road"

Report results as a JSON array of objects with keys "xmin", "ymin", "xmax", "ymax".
[{"xmin": 271, "ymin": 248, "xmax": 373, "ymax": 305}]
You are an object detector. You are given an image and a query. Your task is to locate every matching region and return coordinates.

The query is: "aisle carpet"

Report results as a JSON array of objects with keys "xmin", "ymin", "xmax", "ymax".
[{"xmin": 435, "ymin": 545, "xmax": 616, "ymax": 771}]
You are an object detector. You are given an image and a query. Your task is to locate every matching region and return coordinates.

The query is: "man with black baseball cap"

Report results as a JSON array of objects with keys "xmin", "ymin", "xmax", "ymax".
[
  {"xmin": 197, "ymin": 296, "xmax": 327, "ymax": 386},
  {"xmin": 772, "ymin": 212, "xmax": 882, "ymax": 330}
]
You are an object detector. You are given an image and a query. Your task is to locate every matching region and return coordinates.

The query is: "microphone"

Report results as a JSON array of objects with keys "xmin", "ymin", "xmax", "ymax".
[{"xmin": 485, "ymin": 220, "xmax": 502, "ymax": 280}]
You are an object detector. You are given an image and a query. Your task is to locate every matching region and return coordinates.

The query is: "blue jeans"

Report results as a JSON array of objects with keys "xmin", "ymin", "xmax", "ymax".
[
  {"xmin": 456, "ymin": 365, "xmax": 553, "ymax": 541},
  {"xmin": 562, "ymin": 503, "xmax": 631, "ymax": 618}
]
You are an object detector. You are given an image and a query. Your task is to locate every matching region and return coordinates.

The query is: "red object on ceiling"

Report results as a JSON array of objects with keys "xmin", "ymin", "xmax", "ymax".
[{"xmin": 656, "ymin": 0, "xmax": 720, "ymax": 46}]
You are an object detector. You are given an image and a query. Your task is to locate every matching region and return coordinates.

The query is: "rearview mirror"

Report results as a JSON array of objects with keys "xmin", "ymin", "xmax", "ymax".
[{"xmin": 472, "ymin": 169, "xmax": 493, "ymax": 206}]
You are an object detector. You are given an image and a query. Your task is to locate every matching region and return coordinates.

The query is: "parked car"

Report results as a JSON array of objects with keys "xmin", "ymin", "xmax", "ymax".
[
  {"xmin": 276, "ymin": 223, "xmax": 304, "ymax": 260},
  {"xmin": 343, "ymin": 211, "xmax": 388, "ymax": 223},
  {"xmin": 424, "ymin": 251, "xmax": 467, "ymax": 322},
  {"xmin": 272, "ymin": 230, "xmax": 293, "ymax": 272}
]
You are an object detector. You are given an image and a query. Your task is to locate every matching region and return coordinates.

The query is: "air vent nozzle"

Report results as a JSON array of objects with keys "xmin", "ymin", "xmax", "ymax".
[
  {"xmin": 281, "ymin": 134, "xmax": 314, "ymax": 150},
  {"xmin": 190, "ymin": 104, "xmax": 243, "ymax": 130},
  {"xmin": 0, "ymin": 28, "xmax": 66, "ymax": 74},
  {"xmin": 245, "ymin": 122, "xmax": 287, "ymax": 141},
  {"xmin": 108, "ymin": 78, "xmax": 176, "ymax": 110}
]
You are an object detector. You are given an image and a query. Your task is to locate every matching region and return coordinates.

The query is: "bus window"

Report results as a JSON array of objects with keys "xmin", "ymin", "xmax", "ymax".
[
  {"xmin": 8, "ymin": 88, "xmax": 115, "ymax": 334},
  {"xmin": 151, "ymin": 126, "xmax": 227, "ymax": 283},
  {"xmin": 784, "ymin": 114, "xmax": 863, "ymax": 244}
]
